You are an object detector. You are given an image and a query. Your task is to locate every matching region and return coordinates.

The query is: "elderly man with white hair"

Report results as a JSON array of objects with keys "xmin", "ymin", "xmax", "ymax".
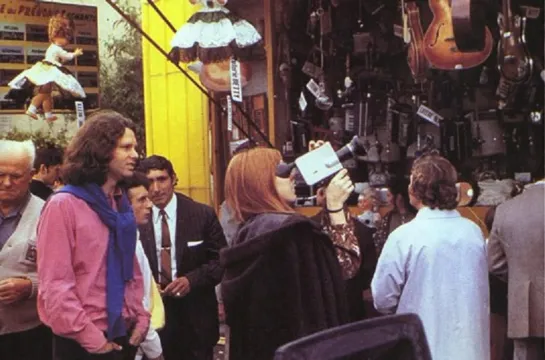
[{"xmin": 0, "ymin": 139, "xmax": 51, "ymax": 360}]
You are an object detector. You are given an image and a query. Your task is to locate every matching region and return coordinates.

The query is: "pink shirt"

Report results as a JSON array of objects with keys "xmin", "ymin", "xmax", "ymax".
[{"xmin": 36, "ymin": 193, "xmax": 150, "ymax": 352}]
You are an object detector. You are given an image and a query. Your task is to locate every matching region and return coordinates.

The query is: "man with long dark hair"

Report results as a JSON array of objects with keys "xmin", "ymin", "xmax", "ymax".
[
  {"xmin": 36, "ymin": 110, "xmax": 150, "ymax": 359},
  {"xmin": 371, "ymin": 154, "xmax": 490, "ymax": 360}
]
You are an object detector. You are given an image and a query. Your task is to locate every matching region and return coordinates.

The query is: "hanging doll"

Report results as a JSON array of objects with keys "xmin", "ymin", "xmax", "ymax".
[
  {"xmin": 169, "ymin": 0, "xmax": 262, "ymax": 64},
  {"xmin": 8, "ymin": 13, "xmax": 86, "ymax": 122}
]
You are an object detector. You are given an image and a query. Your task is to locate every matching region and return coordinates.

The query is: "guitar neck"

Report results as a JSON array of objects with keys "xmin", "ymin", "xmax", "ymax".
[{"xmin": 502, "ymin": 0, "xmax": 513, "ymax": 29}]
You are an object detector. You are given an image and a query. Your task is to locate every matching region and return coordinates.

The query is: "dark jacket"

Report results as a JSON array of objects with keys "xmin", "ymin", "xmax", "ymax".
[
  {"xmin": 221, "ymin": 212, "xmax": 349, "ymax": 360},
  {"xmin": 29, "ymin": 179, "xmax": 53, "ymax": 201},
  {"xmin": 139, "ymin": 193, "xmax": 227, "ymax": 349},
  {"xmin": 312, "ymin": 210, "xmax": 378, "ymax": 322}
]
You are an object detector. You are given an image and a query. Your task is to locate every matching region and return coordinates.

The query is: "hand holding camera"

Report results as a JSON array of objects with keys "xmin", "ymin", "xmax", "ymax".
[{"xmin": 325, "ymin": 169, "xmax": 354, "ymax": 211}]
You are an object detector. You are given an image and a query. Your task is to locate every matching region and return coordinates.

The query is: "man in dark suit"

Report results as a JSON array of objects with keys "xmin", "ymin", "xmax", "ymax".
[{"xmin": 138, "ymin": 155, "xmax": 226, "ymax": 360}]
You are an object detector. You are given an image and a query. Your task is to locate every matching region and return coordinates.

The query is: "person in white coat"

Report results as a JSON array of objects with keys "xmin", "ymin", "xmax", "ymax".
[
  {"xmin": 371, "ymin": 154, "xmax": 490, "ymax": 360},
  {"xmin": 126, "ymin": 173, "xmax": 165, "ymax": 360}
]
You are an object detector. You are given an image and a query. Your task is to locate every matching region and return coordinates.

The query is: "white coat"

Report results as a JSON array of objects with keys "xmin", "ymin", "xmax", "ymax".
[
  {"xmin": 135, "ymin": 238, "xmax": 164, "ymax": 360},
  {"xmin": 371, "ymin": 207, "xmax": 490, "ymax": 360}
]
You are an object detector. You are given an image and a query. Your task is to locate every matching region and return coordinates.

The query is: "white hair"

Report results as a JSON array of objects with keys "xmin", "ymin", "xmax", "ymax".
[{"xmin": 0, "ymin": 139, "xmax": 36, "ymax": 170}]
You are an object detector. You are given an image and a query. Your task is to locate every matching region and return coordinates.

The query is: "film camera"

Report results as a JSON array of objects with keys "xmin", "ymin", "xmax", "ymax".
[{"xmin": 276, "ymin": 135, "xmax": 368, "ymax": 185}]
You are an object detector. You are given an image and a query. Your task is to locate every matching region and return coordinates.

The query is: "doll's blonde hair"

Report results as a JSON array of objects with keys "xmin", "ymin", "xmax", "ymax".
[{"xmin": 48, "ymin": 13, "xmax": 75, "ymax": 43}]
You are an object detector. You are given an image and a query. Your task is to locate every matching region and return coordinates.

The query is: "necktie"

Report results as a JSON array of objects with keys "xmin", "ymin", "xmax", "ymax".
[{"xmin": 159, "ymin": 209, "xmax": 172, "ymax": 288}]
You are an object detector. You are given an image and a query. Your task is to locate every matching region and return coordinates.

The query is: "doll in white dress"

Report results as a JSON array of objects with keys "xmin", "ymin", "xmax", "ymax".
[
  {"xmin": 169, "ymin": 0, "xmax": 262, "ymax": 64},
  {"xmin": 8, "ymin": 14, "xmax": 85, "ymax": 122}
]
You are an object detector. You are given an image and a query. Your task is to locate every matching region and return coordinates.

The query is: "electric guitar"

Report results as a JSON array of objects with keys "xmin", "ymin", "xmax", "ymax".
[
  {"xmin": 405, "ymin": 1, "xmax": 428, "ymax": 82},
  {"xmin": 423, "ymin": 0, "xmax": 493, "ymax": 70},
  {"xmin": 496, "ymin": 0, "xmax": 533, "ymax": 107}
]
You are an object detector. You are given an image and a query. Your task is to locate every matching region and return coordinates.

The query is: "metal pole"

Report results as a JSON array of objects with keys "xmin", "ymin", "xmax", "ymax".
[
  {"xmin": 105, "ymin": 0, "xmax": 274, "ymax": 148},
  {"xmin": 144, "ymin": 0, "xmax": 177, "ymax": 33}
]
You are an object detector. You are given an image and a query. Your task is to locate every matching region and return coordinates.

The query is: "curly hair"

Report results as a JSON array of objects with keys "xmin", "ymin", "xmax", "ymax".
[
  {"xmin": 48, "ymin": 13, "xmax": 75, "ymax": 42},
  {"xmin": 410, "ymin": 154, "xmax": 458, "ymax": 210},
  {"xmin": 62, "ymin": 110, "xmax": 136, "ymax": 186}
]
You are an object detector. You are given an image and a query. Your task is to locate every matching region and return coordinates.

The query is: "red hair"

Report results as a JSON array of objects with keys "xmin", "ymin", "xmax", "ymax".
[{"xmin": 225, "ymin": 147, "xmax": 295, "ymax": 222}]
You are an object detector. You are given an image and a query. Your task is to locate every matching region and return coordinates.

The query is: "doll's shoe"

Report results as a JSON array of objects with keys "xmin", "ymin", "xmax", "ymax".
[
  {"xmin": 45, "ymin": 115, "xmax": 58, "ymax": 122},
  {"xmin": 168, "ymin": 47, "xmax": 180, "ymax": 64},
  {"xmin": 26, "ymin": 110, "xmax": 38, "ymax": 120}
]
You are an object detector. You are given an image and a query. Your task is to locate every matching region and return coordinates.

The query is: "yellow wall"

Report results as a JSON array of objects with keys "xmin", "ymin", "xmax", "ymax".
[{"xmin": 141, "ymin": 0, "xmax": 211, "ymax": 205}]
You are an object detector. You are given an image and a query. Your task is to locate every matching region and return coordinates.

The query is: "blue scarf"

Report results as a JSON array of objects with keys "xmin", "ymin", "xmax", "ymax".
[{"xmin": 59, "ymin": 183, "xmax": 137, "ymax": 340}]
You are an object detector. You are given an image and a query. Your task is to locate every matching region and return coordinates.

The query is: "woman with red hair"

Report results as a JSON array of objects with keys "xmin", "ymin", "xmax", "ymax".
[{"xmin": 220, "ymin": 147, "xmax": 348, "ymax": 360}]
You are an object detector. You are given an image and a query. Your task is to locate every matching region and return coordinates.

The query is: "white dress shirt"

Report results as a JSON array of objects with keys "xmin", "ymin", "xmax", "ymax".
[{"xmin": 152, "ymin": 195, "xmax": 178, "ymax": 279}]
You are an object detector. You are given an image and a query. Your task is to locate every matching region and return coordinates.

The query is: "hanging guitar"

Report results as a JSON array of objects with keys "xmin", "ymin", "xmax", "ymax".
[
  {"xmin": 405, "ymin": 1, "xmax": 429, "ymax": 82},
  {"xmin": 496, "ymin": 0, "xmax": 533, "ymax": 109},
  {"xmin": 423, "ymin": 0, "xmax": 493, "ymax": 70}
]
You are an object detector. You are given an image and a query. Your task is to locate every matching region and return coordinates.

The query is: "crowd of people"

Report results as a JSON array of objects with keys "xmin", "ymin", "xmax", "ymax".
[{"xmin": 0, "ymin": 109, "xmax": 543, "ymax": 360}]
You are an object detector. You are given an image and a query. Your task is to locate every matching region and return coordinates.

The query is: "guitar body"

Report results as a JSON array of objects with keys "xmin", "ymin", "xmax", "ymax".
[
  {"xmin": 406, "ymin": 2, "xmax": 428, "ymax": 82},
  {"xmin": 497, "ymin": 14, "xmax": 532, "ymax": 83},
  {"xmin": 423, "ymin": 0, "xmax": 493, "ymax": 70},
  {"xmin": 452, "ymin": 0, "xmax": 488, "ymax": 51}
]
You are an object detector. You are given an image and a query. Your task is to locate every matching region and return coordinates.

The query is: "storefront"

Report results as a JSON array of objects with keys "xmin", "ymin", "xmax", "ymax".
[{"xmin": 141, "ymin": 0, "xmax": 544, "ymax": 220}]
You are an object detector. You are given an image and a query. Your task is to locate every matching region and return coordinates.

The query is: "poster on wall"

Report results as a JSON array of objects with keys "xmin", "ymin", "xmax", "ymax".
[{"xmin": 0, "ymin": 0, "xmax": 99, "ymax": 112}]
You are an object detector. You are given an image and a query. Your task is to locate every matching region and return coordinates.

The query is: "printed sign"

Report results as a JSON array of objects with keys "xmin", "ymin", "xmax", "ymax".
[
  {"xmin": 230, "ymin": 58, "xmax": 242, "ymax": 102},
  {"xmin": 417, "ymin": 104, "xmax": 443, "ymax": 127},
  {"xmin": 26, "ymin": 46, "xmax": 46, "ymax": 64},
  {"xmin": 75, "ymin": 101, "xmax": 85, "ymax": 127},
  {"xmin": 0, "ymin": 45, "xmax": 23, "ymax": 63},
  {"xmin": 0, "ymin": 21, "xmax": 24, "ymax": 40},
  {"xmin": 226, "ymin": 95, "xmax": 233, "ymax": 131}
]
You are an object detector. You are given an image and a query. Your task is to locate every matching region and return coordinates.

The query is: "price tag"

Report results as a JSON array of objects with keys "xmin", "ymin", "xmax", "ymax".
[
  {"xmin": 226, "ymin": 95, "xmax": 233, "ymax": 132},
  {"xmin": 306, "ymin": 79, "xmax": 322, "ymax": 99},
  {"xmin": 416, "ymin": 104, "xmax": 443, "ymax": 127},
  {"xmin": 75, "ymin": 101, "xmax": 85, "ymax": 127},
  {"xmin": 299, "ymin": 91, "xmax": 307, "ymax": 111},
  {"xmin": 520, "ymin": 6, "xmax": 540, "ymax": 19},
  {"xmin": 230, "ymin": 58, "xmax": 242, "ymax": 102}
]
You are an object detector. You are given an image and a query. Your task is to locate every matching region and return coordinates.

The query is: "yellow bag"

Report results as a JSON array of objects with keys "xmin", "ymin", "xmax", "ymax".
[{"xmin": 149, "ymin": 278, "xmax": 165, "ymax": 330}]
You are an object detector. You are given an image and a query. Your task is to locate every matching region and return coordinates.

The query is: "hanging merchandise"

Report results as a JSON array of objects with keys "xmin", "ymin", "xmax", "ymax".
[
  {"xmin": 168, "ymin": 0, "xmax": 262, "ymax": 64},
  {"xmin": 230, "ymin": 57, "xmax": 243, "ymax": 102},
  {"xmin": 196, "ymin": 59, "xmax": 252, "ymax": 92},
  {"xmin": 6, "ymin": 13, "xmax": 86, "ymax": 122}
]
